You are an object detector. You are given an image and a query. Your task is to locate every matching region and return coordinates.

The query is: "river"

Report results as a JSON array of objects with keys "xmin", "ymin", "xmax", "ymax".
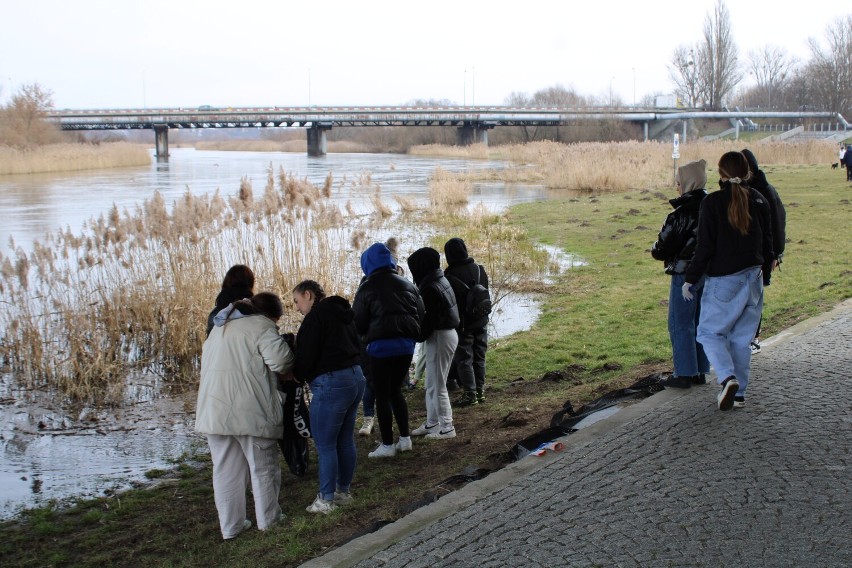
[{"xmin": 0, "ymin": 148, "xmax": 558, "ymax": 518}]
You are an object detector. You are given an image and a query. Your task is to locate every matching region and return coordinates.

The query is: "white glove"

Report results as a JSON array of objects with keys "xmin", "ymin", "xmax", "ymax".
[{"xmin": 682, "ymin": 282, "xmax": 694, "ymax": 302}]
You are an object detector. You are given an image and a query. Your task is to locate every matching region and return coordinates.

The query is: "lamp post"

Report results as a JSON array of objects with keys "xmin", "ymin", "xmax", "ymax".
[
  {"xmin": 464, "ymin": 69, "xmax": 467, "ymax": 106},
  {"xmin": 609, "ymin": 76, "xmax": 615, "ymax": 107},
  {"xmin": 632, "ymin": 67, "xmax": 636, "ymax": 107}
]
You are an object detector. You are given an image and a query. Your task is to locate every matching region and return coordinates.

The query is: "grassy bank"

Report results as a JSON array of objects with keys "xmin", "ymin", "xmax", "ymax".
[
  {"xmin": 0, "ymin": 142, "xmax": 151, "ymax": 175},
  {"xmin": 2, "ymin": 159, "xmax": 848, "ymax": 567}
]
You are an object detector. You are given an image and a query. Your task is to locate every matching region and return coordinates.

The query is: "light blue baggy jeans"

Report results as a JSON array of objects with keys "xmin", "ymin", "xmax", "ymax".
[{"xmin": 697, "ymin": 266, "xmax": 764, "ymax": 396}]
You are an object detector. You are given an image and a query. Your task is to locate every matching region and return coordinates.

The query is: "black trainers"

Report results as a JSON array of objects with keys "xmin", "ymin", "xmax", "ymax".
[
  {"xmin": 692, "ymin": 373, "xmax": 707, "ymax": 385},
  {"xmin": 717, "ymin": 376, "xmax": 739, "ymax": 411},
  {"xmin": 476, "ymin": 388, "xmax": 486, "ymax": 404},
  {"xmin": 662, "ymin": 375, "xmax": 693, "ymax": 389},
  {"xmin": 750, "ymin": 339, "xmax": 761, "ymax": 354},
  {"xmin": 733, "ymin": 396, "xmax": 746, "ymax": 409},
  {"xmin": 454, "ymin": 390, "xmax": 479, "ymax": 407}
]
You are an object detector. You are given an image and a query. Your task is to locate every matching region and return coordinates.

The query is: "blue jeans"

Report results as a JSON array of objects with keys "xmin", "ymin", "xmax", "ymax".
[
  {"xmin": 669, "ymin": 274, "xmax": 710, "ymax": 377},
  {"xmin": 362, "ymin": 382, "xmax": 375, "ymax": 417},
  {"xmin": 309, "ymin": 365, "xmax": 365, "ymax": 501},
  {"xmin": 697, "ymin": 266, "xmax": 764, "ymax": 396}
]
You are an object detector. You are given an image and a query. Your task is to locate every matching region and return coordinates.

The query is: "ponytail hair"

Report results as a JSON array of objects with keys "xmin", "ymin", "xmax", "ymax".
[
  {"xmin": 293, "ymin": 279, "xmax": 327, "ymax": 304},
  {"xmin": 718, "ymin": 151, "xmax": 751, "ymax": 236}
]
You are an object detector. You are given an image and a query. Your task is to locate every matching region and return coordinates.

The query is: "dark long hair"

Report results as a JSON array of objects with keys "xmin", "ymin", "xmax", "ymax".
[
  {"xmin": 718, "ymin": 151, "xmax": 751, "ymax": 236},
  {"xmin": 221, "ymin": 264, "xmax": 255, "ymax": 291}
]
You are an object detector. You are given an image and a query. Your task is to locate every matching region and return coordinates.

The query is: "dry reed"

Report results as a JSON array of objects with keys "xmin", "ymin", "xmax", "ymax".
[{"xmin": 0, "ymin": 142, "xmax": 151, "ymax": 175}]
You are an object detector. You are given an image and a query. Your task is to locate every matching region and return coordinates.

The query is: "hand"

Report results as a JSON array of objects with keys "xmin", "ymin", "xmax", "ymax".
[{"xmin": 682, "ymin": 282, "xmax": 694, "ymax": 302}]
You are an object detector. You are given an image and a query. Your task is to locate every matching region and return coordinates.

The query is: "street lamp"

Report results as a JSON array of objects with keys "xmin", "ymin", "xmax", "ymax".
[
  {"xmin": 464, "ymin": 69, "xmax": 467, "ymax": 106},
  {"xmin": 632, "ymin": 68, "xmax": 636, "ymax": 107},
  {"xmin": 609, "ymin": 76, "xmax": 615, "ymax": 107}
]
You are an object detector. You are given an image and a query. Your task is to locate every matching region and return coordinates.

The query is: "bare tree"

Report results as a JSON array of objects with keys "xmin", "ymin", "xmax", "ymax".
[
  {"xmin": 748, "ymin": 46, "xmax": 797, "ymax": 109},
  {"xmin": 669, "ymin": 44, "xmax": 703, "ymax": 107},
  {"xmin": 806, "ymin": 14, "xmax": 852, "ymax": 115},
  {"xmin": 0, "ymin": 82, "xmax": 61, "ymax": 147},
  {"xmin": 700, "ymin": 0, "xmax": 741, "ymax": 109}
]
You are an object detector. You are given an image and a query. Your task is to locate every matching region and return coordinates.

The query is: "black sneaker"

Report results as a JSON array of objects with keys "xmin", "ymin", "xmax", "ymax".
[
  {"xmin": 733, "ymin": 396, "xmax": 746, "ymax": 409},
  {"xmin": 454, "ymin": 390, "xmax": 479, "ymax": 407},
  {"xmin": 662, "ymin": 375, "xmax": 693, "ymax": 389},
  {"xmin": 717, "ymin": 376, "xmax": 739, "ymax": 411},
  {"xmin": 476, "ymin": 388, "xmax": 486, "ymax": 404},
  {"xmin": 692, "ymin": 374, "xmax": 707, "ymax": 385},
  {"xmin": 750, "ymin": 339, "xmax": 761, "ymax": 354}
]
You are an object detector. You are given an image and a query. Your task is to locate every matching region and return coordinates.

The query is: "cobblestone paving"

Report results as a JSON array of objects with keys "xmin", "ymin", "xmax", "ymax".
[{"xmin": 349, "ymin": 310, "xmax": 851, "ymax": 568}]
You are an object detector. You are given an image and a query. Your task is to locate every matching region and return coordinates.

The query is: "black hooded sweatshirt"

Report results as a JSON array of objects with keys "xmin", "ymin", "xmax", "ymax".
[
  {"xmin": 443, "ymin": 237, "xmax": 490, "ymax": 332},
  {"xmin": 293, "ymin": 295, "xmax": 361, "ymax": 383},
  {"xmin": 741, "ymin": 148, "xmax": 786, "ymax": 259},
  {"xmin": 407, "ymin": 247, "xmax": 460, "ymax": 341}
]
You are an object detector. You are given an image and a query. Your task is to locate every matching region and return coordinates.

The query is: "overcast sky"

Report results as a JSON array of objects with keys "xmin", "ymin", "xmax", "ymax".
[{"xmin": 2, "ymin": 1, "xmax": 848, "ymax": 109}]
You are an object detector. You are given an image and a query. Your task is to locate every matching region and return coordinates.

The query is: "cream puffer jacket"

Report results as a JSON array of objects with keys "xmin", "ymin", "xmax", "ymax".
[{"xmin": 195, "ymin": 313, "xmax": 294, "ymax": 439}]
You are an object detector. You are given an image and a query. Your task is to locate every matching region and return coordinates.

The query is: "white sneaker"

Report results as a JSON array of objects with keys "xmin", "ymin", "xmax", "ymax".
[
  {"xmin": 426, "ymin": 426, "xmax": 457, "ymax": 439},
  {"xmin": 306, "ymin": 494, "xmax": 337, "ymax": 514},
  {"xmin": 358, "ymin": 416, "xmax": 374, "ymax": 436},
  {"xmin": 411, "ymin": 422, "xmax": 438, "ymax": 436},
  {"xmin": 396, "ymin": 436, "xmax": 413, "ymax": 452},
  {"xmin": 333, "ymin": 491, "xmax": 353, "ymax": 506},
  {"xmin": 368, "ymin": 443, "xmax": 397, "ymax": 458}
]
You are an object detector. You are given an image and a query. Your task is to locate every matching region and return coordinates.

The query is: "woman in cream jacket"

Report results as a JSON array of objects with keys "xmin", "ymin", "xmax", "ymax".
[{"xmin": 195, "ymin": 292, "xmax": 295, "ymax": 539}]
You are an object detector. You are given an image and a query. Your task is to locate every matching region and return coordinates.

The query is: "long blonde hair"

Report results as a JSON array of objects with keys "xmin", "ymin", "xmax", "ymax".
[{"xmin": 718, "ymin": 151, "xmax": 751, "ymax": 236}]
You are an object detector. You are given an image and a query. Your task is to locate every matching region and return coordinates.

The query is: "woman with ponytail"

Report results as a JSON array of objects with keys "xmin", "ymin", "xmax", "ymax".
[{"xmin": 684, "ymin": 151, "xmax": 774, "ymax": 411}]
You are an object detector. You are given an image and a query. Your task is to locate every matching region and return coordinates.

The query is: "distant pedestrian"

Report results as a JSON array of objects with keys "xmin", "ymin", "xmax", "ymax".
[
  {"xmin": 742, "ymin": 148, "xmax": 787, "ymax": 352},
  {"xmin": 291, "ymin": 280, "xmax": 365, "ymax": 515},
  {"xmin": 844, "ymin": 146, "xmax": 852, "ymax": 182},
  {"xmin": 444, "ymin": 238, "xmax": 491, "ymax": 406},
  {"xmin": 195, "ymin": 292, "xmax": 295, "ymax": 539},
  {"xmin": 651, "ymin": 159, "xmax": 710, "ymax": 389},
  {"xmin": 407, "ymin": 247, "xmax": 460, "ymax": 440},
  {"xmin": 206, "ymin": 264, "xmax": 255, "ymax": 336},
  {"xmin": 684, "ymin": 151, "xmax": 774, "ymax": 411},
  {"xmin": 839, "ymin": 144, "xmax": 846, "ymax": 168},
  {"xmin": 353, "ymin": 243, "xmax": 424, "ymax": 458}
]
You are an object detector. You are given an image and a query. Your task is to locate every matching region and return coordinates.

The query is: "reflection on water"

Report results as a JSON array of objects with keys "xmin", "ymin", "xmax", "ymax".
[{"xmin": 0, "ymin": 148, "xmax": 568, "ymax": 518}]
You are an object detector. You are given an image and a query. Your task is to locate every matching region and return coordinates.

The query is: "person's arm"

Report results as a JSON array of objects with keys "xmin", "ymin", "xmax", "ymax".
[
  {"xmin": 258, "ymin": 324, "xmax": 295, "ymax": 374},
  {"xmin": 685, "ymin": 200, "xmax": 715, "ymax": 285},
  {"xmin": 651, "ymin": 212, "xmax": 679, "ymax": 262},
  {"xmin": 292, "ymin": 314, "xmax": 321, "ymax": 381}
]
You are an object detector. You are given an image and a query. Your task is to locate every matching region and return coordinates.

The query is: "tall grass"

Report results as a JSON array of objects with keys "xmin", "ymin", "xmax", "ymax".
[
  {"xmin": 0, "ymin": 142, "xmax": 151, "ymax": 175},
  {"xmin": 410, "ymin": 139, "xmax": 839, "ymax": 192}
]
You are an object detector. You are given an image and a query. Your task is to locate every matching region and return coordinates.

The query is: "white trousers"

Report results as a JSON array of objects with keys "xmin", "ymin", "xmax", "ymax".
[
  {"xmin": 424, "ymin": 328, "xmax": 459, "ymax": 429},
  {"xmin": 206, "ymin": 434, "xmax": 282, "ymax": 538}
]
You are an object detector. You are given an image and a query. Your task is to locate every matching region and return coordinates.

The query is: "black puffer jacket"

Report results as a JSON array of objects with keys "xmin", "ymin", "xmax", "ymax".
[
  {"xmin": 444, "ymin": 238, "xmax": 490, "ymax": 331},
  {"xmin": 293, "ymin": 296, "xmax": 361, "ymax": 383},
  {"xmin": 353, "ymin": 268, "xmax": 424, "ymax": 345},
  {"xmin": 651, "ymin": 189, "xmax": 707, "ymax": 274},
  {"xmin": 407, "ymin": 247, "xmax": 460, "ymax": 341},
  {"xmin": 742, "ymin": 149, "xmax": 786, "ymax": 259}
]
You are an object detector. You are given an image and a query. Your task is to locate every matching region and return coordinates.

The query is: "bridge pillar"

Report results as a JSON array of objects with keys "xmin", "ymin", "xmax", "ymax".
[
  {"xmin": 456, "ymin": 122, "xmax": 492, "ymax": 146},
  {"xmin": 154, "ymin": 125, "xmax": 169, "ymax": 161},
  {"xmin": 307, "ymin": 125, "xmax": 332, "ymax": 156}
]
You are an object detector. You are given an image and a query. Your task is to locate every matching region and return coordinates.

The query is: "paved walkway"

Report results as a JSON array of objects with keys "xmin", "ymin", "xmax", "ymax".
[{"xmin": 302, "ymin": 300, "xmax": 852, "ymax": 568}]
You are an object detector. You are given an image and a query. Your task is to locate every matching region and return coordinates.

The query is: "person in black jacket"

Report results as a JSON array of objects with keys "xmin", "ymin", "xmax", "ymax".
[
  {"xmin": 444, "ymin": 237, "xmax": 489, "ymax": 407},
  {"xmin": 206, "ymin": 264, "xmax": 255, "ymax": 337},
  {"xmin": 741, "ymin": 148, "xmax": 787, "ymax": 351},
  {"xmin": 684, "ymin": 151, "xmax": 774, "ymax": 411},
  {"xmin": 292, "ymin": 280, "xmax": 365, "ymax": 513},
  {"xmin": 406, "ymin": 247, "xmax": 460, "ymax": 440},
  {"xmin": 651, "ymin": 159, "xmax": 711, "ymax": 389},
  {"xmin": 353, "ymin": 242, "xmax": 424, "ymax": 458}
]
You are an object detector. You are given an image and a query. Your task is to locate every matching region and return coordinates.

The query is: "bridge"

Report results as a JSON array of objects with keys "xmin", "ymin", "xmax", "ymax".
[{"xmin": 46, "ymin": 106, "xmax": 850, "ymax": 160}]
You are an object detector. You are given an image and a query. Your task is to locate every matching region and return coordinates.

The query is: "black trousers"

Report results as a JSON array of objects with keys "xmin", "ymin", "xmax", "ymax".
[
  {"xmin": 451, "ymin": 327, "xmax": 488, "ymax": 391},
  {"xmin": 369, "ymin": 354, "xmax": 413, "ymax": 445}
]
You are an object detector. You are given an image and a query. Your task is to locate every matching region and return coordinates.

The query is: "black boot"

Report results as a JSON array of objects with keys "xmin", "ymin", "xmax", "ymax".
[
  {"xmin": 455, "ymin": 390, "xmax": 479, "ymax": 407},
  {"xmin": 662, "ymin": 375, "xmax": 693, "ymax": 389},
  {"xmin": 476, "ymin": 388, "xmax": 486, "ymax": 404}
]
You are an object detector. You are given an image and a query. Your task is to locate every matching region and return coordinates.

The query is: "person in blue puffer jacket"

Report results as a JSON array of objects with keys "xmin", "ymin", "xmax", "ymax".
[{"xmin": 352, "ymin": 242, "xmax": 424, "ymax": 458}]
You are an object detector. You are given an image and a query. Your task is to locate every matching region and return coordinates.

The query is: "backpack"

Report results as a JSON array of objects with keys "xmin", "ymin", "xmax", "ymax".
[{"xmin": 448, "ymin": 265, "xmax": 492, "ymax": 327}]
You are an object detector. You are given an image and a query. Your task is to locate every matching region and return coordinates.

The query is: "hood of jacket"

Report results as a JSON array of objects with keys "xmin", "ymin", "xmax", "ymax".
[
  {"xmin": 676, "ymin": 159, "xmax": 707, "ymax": 194},
  {"xmin": 669, "ymin": 187, "xmax": 708, "ymax": 210},
  {"xmin": 212, "ymin": 301, "xmax": 254, "ymax": 327},
  {"xmin": 360, "ymin": 242, "xmax": 396, "ymax": 276},
  {"xmin": 314, "ymin": 295, "xmax": 355, "ymax": 324},
  {"xmin": 406, "ymin": 247, "xmax": 441, "ymax": 285},
  {"xmin": 444, "ymin": 237, "xmax": 469, "ymax": 265}
]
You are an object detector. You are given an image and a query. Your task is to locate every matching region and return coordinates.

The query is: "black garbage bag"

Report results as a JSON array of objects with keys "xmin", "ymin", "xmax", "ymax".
[{"xmin": 279, "ymin": 381, "xmax": 311, "ymax": 477}]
